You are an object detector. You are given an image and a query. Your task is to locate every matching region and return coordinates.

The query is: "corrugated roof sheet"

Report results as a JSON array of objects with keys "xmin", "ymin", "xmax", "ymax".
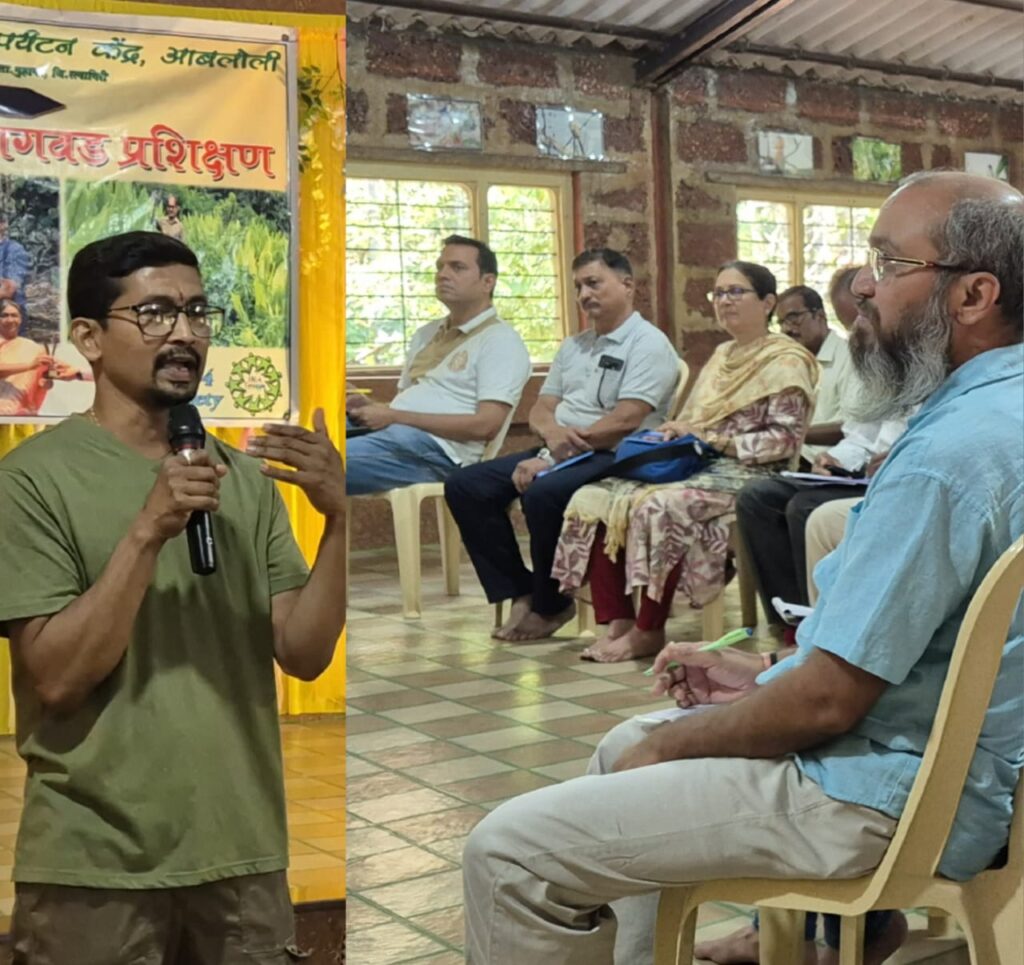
[
  {"xmin": 741, "ymin": 0, "xmax": 1023, "ymax": 82},
  {"xmin": 347, "ymin": 0, "xmax": 720, "ymax": 49},
  {"xmin": 349, "ymin": 0, "xmax": 1024, "ymax": 90}
]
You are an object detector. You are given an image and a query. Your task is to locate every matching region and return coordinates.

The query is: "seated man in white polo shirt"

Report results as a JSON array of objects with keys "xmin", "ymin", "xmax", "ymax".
[
  {"xmin": 778, "ymin": 283, "xmax": 862, "ymax": 464},
  {"xmin": 445, "ymin": 248, "xmax": 680, "ymax": 641},
  {"xmin": 346, "ymin": 235, "xmax": 531, "ymax": 495}
]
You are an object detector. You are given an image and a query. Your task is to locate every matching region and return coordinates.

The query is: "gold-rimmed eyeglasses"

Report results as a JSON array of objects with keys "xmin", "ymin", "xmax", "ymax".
[{"xmin": 867, "ymin": 247, "xmax": 970, "ymax": 284}]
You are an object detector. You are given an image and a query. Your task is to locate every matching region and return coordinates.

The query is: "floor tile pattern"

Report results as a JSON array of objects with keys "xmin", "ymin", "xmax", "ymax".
[{"xmin": 346, "ymin": 546, "xmax": 970, "ymax": 964}]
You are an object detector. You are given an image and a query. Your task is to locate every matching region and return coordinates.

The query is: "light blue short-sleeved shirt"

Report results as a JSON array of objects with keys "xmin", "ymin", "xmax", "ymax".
[
  {"xmin": 539, "ymin": 312, "xmax": 679, "ymax": 429},
  {"xmin": 760, "ymin": 344, "xmax": 1024, "ymax": 880}
]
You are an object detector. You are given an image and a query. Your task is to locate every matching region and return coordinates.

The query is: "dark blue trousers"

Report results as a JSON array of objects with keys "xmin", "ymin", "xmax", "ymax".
[{"xmin": 444, "ymin": 448, "xmax": 616, "ymax": 616}]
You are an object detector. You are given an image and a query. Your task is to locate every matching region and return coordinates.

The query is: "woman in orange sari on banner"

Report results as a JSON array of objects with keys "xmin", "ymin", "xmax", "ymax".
[
  {"xmin": 0, "ymin": 299, "xmax": 48, "ymax": 415},
  {"xmin": 552, "ymin": 261, "xmax": 819, "ymax": 662}
]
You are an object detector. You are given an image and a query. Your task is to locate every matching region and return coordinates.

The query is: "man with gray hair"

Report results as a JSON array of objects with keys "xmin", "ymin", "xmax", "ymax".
[{"xmin": 462, "ymin": 171, "xmax": 1023, "ymax": 965}]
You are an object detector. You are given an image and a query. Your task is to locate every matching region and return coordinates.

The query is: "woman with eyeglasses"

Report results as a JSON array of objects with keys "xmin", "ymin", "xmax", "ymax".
[{"xmin": 551, "ymin": 260, "xmax": 819, "ymax": 663}]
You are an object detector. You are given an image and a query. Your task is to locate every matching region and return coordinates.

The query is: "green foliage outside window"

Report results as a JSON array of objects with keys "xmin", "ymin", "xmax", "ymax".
[
  {"xmin": 802, "ymin": 204, "xmax": 877, "ymax": 300},
  {"xmin": 738, "ymin": 198, "xmax": 879, "ymax": 326},
  {"xmin": 737, "ymin": 199, "xmax": 792, "ymax": 290},
  {"xmin": 346, "ymin": 177, "xmax": 564, "ymax": 367}
]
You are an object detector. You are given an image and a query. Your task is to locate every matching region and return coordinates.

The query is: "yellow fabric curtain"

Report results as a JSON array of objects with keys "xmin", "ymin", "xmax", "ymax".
[{"xmin": 0, "ymin": 0, "xmax": 345, "ymax": 729}]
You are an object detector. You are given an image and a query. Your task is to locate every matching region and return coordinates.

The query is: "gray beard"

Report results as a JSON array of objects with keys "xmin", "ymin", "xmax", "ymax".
[{"xmin": 848, "ymin": 290, "xmax": 953, "ymax": 422}]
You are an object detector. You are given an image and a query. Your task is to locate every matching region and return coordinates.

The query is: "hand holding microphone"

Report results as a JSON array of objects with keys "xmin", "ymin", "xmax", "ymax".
[
  {"xmin": 135, "ymin": 404, "xmax": 225, "ymax": 574},
  {"xmin": 139, "ymin": 449, "xmax": 226, "ymax": 548}
]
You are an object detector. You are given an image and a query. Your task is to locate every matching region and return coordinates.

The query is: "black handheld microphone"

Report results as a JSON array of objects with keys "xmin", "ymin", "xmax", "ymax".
[{"xmin": 167, "ymin": 403, "xmax": 217, "ymax": 576}]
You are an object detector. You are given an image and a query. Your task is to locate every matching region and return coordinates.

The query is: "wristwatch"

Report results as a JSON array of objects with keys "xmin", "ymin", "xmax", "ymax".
[{"xmin": 536, "ymin": 447, "xmax": 556, "ymax": 467}]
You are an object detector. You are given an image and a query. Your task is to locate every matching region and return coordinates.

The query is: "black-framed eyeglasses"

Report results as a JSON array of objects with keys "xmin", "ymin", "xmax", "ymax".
[
  {"xmin": 867, "ymin": 247, "xmax": 970, "ymax": 284},
  {"xmin": 707, "ymin": 286, "xmax": 756, "ymax": 303},
  {"xmin": 106, "ymin": 301, "xmax": 226, "ymax": 339}
]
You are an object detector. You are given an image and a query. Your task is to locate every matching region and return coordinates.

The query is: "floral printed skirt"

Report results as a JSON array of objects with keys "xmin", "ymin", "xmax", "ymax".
[{"xmin": 552, "ymin": 460, "xmax": 781, "ymax": 607}]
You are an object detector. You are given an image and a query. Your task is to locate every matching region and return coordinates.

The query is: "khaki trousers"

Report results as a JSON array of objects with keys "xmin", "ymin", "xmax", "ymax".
[
  {"xmin": 11, "ymin": 870, "xmax": 303, "ymax": 965},
  {"xmin": 463, "ymin": 716, "xmax": 896, "ymax": 965},
  {"xmin": 805, "ymin": 497, "xmax": 860, "ymax": 604}
]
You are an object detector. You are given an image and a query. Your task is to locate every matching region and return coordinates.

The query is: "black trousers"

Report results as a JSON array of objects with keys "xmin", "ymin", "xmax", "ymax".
[
  {"xmin": 735, "ymin": 476, "xmax": 865, "ymax": 620},
  {"xmin": 444, "ymin": 448, "xmax": 617, "ymax": 616}
]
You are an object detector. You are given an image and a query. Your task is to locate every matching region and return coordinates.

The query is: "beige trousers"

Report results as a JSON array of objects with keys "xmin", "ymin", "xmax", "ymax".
[
  {"xmin": 463, "ymin": 716, "xmax": 896, "ymax": 965},
  {"xmin": 805, "ymin": 497, "xmax": 861, "ymax": 604}
]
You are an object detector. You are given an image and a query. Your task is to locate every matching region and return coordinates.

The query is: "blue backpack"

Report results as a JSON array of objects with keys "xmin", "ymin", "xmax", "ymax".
[{"xmin": 605, "ymin": 431, "xmax": 719, "ymax": 484}]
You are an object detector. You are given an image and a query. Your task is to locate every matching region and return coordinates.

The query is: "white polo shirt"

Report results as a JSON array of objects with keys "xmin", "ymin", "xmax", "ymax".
[
  {"xmin": 803, "ymin": 329, "xmax": 864, "ymax": 462},
  {"xmin": 540, "ymin": 311, "xmax": 679, "ymax": 430},
  {"xmin": 392, "ymin": 307, "xmax": 531, "ymax": 466}
]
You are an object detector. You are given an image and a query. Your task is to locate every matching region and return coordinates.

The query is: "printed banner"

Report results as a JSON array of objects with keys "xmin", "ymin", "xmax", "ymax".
[{"xmin": 0, "ymin": 4, "xmax": 296, "ymax": 423}]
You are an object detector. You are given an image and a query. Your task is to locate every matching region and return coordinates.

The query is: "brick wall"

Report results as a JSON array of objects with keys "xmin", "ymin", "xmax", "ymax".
[
  {"xmin": 666, "ymin": 67, "xmax": 1023, "ymax": 368},
  {"xmin": 346, "ymin": 21, "xmax": 1021, "ymax": 551},
  {"xmin": 347, "ymin": 24, "xmax": 658, "ymax": 319}
]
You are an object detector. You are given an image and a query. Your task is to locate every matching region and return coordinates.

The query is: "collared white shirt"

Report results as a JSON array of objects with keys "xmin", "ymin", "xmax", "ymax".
[
  {"xmin": 392, "ymin": 307, "xmax": 531, "ymax": 466},
  {"xmin": 827, "ymin": 411, "xmax": 914, "ymax": 471},
  {"xmin": 803, "ymin": 329, "xmax": 864, "ymax": 461}
]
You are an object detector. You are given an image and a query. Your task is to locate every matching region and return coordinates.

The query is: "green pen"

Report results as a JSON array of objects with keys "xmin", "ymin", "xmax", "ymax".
[{"xmin": 643, "ymin": 626, "xmax": 753, "ymax": 675}]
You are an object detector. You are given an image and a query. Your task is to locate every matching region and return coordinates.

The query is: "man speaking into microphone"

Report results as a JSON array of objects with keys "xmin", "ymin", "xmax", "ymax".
[{"xmin": 0, "ymin": 231, "xmax": 345, "ymax": 963}]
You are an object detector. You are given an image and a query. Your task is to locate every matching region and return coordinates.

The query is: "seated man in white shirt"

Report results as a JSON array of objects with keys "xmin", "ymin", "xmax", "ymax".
[
  {"xmin": 346, "ymin": 235, "xmax": 531, "ymax": 495},
  {"xmin": 778, "ymin": 284, "xmax": 862, "ymax": 464},
  {"xmin": 736, "ymin": 411, "xmax": 909, "ymax": 628},
  {"xmin": 445, "ymin": 248, "xmax": 680, "ymax": 641}
]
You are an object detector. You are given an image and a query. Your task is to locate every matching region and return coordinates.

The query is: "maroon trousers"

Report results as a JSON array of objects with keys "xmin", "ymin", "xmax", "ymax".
[{"xmin": 586, "ymin": 526, "xmax": 683, "ymax": 631}]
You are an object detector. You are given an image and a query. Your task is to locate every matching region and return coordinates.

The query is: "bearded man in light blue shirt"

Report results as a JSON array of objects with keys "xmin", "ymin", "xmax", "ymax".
[{"xmin": 461, "ymin": 171, "xmax": 1024, "ymax": 965}]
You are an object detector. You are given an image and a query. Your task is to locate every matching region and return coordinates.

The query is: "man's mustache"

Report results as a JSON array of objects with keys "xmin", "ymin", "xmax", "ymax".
[
  {"xmin": 154, "ymin": 348, "xmax": 201, "ymax": 374},
  {"xmin": 855, "ymin": 296, "xmax": 880, "ymax": 324}
]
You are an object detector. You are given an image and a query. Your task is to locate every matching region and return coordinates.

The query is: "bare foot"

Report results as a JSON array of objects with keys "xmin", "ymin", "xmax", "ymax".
[
  {"xmin": 492, "ymin": 594, "xmax": 532, "ymax": 639},
  {"xmin": 819, "ymin": 911, "xmax": 908, "ymax": 965},
  {"xmin": 580, "ymin": 625, "xmax": 666, "ymax": 663},
  {"xmin": 580, "ymin": 619, "xmax": 635, "ymax": 661},
  {"xmin": 692, "ymin": 926, "xmax": 811, "ymax": 965},
  {"xmin": 694, "ymin": 924, "xmax": 816, "ymax": 964},
  {"xmin": 498, "ymin": 605, "xmax": 576, "ymax": 642}
]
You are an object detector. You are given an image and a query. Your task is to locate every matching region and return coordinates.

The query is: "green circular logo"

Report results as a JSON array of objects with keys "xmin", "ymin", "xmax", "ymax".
[{"xmin": 227, "ymin": 354, "xmax": 283, "ymax": 415}]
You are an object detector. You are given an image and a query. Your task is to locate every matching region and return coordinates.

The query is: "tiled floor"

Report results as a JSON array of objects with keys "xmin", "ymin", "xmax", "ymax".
[
  {"xmin": 0, "ymin": 715, "xmax": 344, "ymax": 928},
  {"xmin": 346, "ymin": 543, "xmax": 970, "ymax": 965}
]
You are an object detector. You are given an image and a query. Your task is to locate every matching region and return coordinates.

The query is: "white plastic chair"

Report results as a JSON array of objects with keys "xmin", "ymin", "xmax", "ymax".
[
  {"xmin": 654, "ymin": 537, "xmax": 1024, "ymax": 965},
  {"xmin": 348, "ymin": 406, "xmax": 515, "ymax": 619}
]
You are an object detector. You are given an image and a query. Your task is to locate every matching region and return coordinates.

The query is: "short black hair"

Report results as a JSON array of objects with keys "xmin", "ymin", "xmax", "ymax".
[
  {"xmin": 67, "ymin": 231, "xmax": 200, "ymax": 325},
  {"xmin": 778, "ymin": 284, "xmax": 825, "ymax": 314},
  {"xmin": 442, "ymin": 235, "xmax": 498, "ymax": 277},
  {"xmin": 571, "ymin": 248, "xmax": 633, "ymax": 277}
]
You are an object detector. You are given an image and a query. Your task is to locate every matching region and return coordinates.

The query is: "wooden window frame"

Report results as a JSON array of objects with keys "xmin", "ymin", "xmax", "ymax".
[
  {"xmin": 347, "ymin": 161, "xmax": 575, "ymax": 375},
  {"xmin": 736, "ymin": 186, "xmax": 888, "ymax": 288}
]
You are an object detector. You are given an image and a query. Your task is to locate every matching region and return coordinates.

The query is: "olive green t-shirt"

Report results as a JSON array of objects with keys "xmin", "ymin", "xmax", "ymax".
[{"xmin": 0, "ymin": 416, "xmax": 309, "ymax": 888}]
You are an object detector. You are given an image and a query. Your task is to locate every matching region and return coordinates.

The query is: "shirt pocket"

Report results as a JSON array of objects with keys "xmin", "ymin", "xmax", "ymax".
[{"xmin": 591, "ymin": 354, "xmax": 626, "ymax": 408}]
